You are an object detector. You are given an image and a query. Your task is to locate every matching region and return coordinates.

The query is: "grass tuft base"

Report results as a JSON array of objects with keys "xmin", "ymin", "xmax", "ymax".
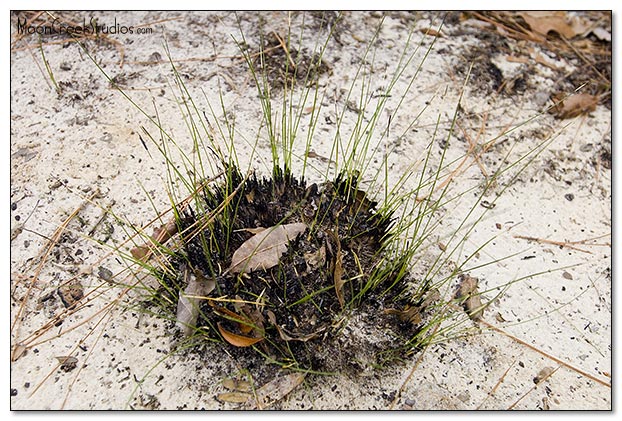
[{"xmin": 157, "ymin": 166, "xmax": 435, "ymax": 377}]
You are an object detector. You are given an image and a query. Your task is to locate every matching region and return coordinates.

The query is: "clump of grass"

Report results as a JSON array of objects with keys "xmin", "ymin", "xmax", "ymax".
[{"xmin": 101, "ymin": 13, "xmax": 553, "ymax": 382}]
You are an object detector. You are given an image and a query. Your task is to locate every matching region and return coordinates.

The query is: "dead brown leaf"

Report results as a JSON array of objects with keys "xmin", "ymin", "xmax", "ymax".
[
  {"xmin": 131, "ymin": 219, "xmax": 178, "ymax": 260},
  {"xmin": 455, "ymin": 274, "xmax": 485, "ymax": 321},
  {"xmin": 550, "ymin": 93, "xmax": 599, "ymax": 119},
  {"xmin": 228, "ymin": 223, "xmax": 307, "ymax": 274},
  {"xmin": 244, "ymin": 372, "xmax": 306, "ymax": 409},
  {"xmin": 419, "ymin": 28, "xmax": 442, "ymax": 37},
  {"xmin": 217, "ymin": 391, "xmax": 253, "ymax": 403},
  {"xmin": 518, "ymin": 12, "xmax": 590, "ymax": 39},
  {"xmin": 55, "ymin": 356, "xmax": 78, "ymax": 372},
  {"xmin": 217, "ymin": 323, "xmax": 264, "ymax": 347},
  {"xmin": 176, "ymin": 265, "xmax": 216, "ymax": 337}
]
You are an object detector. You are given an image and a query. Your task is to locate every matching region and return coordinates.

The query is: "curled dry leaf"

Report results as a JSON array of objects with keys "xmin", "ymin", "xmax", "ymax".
[
  {"xmin": 455, "ymin": 274, "xmax": 485, "ymax": 321},
  {"xmin": 217, "ymin": 323, "xmax": 263, "ymax": 347},
  {"xmin": 518, "ymin": 11, "xmax": 590, "ymax": 39},
  {"xmin": 55, "ymin": 356, "xmax": 78, "ymax": 372},
  {"xmin": 419, "ymin": 28, "xmax": 442, "ymax": 37},
  {"xmin": 244, "ymin": 372, "xmax": 306, "ymax": 410},
  {"xmin": 131, "ymin": 218, "xmax": 178, "ymax": 260},
  {"xmin": 176, "ymin": 265, "xmax": 216, "ymax": 337},
  {"xmin": 228, "ymin": 222, "xmax": 307, "ymax": 274},
  {"xmin": 550, "ymin": 93, "xmax": 598, "ymax": 119}
]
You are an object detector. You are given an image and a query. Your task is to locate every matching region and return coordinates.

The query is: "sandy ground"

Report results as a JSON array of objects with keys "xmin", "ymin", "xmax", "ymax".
[{"xmin": 7, "ymin": 11, "xmax": 612, "ymax": 411}]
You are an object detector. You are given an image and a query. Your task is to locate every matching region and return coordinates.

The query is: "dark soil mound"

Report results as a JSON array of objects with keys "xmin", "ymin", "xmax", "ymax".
[{"xmin": 157, "ymin": 166, "xmax": 435, "ymax": 378}]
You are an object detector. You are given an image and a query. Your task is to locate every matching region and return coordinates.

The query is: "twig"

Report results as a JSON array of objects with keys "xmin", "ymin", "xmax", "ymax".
[
  {"xmin": 514, "ymin": 233, "xmax": 611, "ymax": 254},
  {"xmin": 480, "ymin": 320, "xmax": 610, "ymax": 388},
  {"xmin": 476, "ymin": 359, "xmax": 517, "ymax": 409},
  {"xmin": 559, "ymin": 35, "xmax": 609, "ymax": 85},
  {"xmin": 272, "ymin": 31, "xmax": 297, "ymax": 71},
  {"xmin": 457, "ymin": 121, "xmax": 488, "ymax": 178}
]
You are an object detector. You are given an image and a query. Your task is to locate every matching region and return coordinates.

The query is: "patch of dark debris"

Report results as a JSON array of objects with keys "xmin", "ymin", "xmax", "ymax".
[
  {"xmin": 252, "ymin": 32, "xmax": 332, "ymax": 90},
  {"xmin": 142, "ymin": 166, "xmax": 439, "ymax": 383}
]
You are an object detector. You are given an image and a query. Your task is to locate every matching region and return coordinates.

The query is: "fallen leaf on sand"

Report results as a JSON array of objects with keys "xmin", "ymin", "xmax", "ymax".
[
  {"xmin": 228, "ymin": 222, "xmax": 307, "ymax": 274},
  {"xmin": 590, "ymin": 27, "xmax": 611, "ymax": 42},
  {"xmin": 176, "ymin": 265, "xmax": 216, "ymax": 337},
  {"xmin": 131, "ymin": 219, "xmax": 178, "ymax": 260},
  {"xmin": 217, "ymin": 391, "xmax": 253, "ymax": 403},
  {"xmin": 419, "ymin": 28, "xmax": 442, "ymax": 37},
  {"xmin": 518, "ymin": 11, "xmax": 590, "ymax": 39},
  {"xmin": 455, "ymin": 274, "xmax": 485, "ymax": 321},
  {"xmin": 244, "ymin": 372, "xmax": 306, "ymax": 409},
  {"xmin": 550, "ymin": 93, "xmax": 598, "ymax": 119},
  {"xmin": 55, "ymin": 356, "xmax": 78, "ymax": 372},
  {"xmin": 217, "ymin": 323, "xmax": 263, "ymax": 347}
]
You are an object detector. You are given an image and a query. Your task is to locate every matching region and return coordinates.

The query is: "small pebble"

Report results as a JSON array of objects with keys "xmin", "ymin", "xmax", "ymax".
[{"xmin": 97, "ymin": 266, "xmax": 114, "ymax": 281}]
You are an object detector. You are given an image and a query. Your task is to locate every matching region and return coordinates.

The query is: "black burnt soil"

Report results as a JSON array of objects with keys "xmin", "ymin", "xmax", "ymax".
[{"xmin": 157, "ymin": 167, "xmax": 433, "ymax": 381}]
